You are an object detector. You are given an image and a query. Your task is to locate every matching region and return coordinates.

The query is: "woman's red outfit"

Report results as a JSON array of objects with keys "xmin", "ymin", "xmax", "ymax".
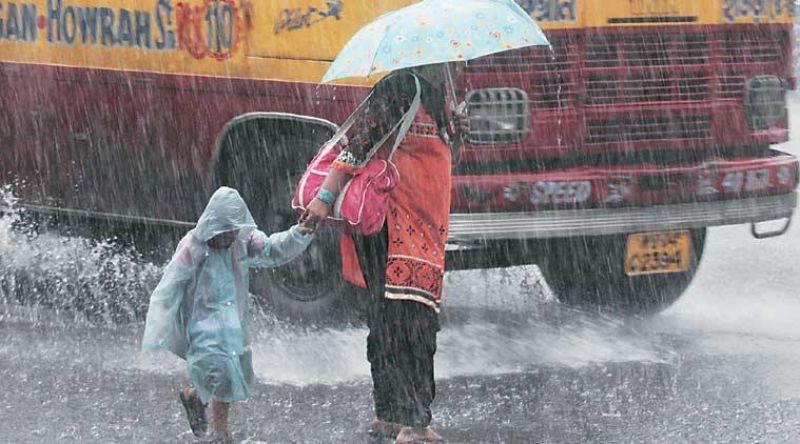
[{"xmin": 332, "ymin": 71, "xmax": 452, "ymax": 427}]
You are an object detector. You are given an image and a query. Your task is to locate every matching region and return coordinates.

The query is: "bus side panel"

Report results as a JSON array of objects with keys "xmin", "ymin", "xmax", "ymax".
[{"xmin": 0, "ymin": 62, "xmax": 362, "ymax": 222}]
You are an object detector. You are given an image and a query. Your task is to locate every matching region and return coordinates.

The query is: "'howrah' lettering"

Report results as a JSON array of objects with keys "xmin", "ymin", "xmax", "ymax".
[{"xmin": 45, "ymin": 0, "xmax": 175, "ymax": 49}]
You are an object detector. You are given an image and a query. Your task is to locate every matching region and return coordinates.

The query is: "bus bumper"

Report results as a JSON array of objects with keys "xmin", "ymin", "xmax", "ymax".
[{"xmin": 448, "ymin": 192, "xmax": 797, "ymax": 243}]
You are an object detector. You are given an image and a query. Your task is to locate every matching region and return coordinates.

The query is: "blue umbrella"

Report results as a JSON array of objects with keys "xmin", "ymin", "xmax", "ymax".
[{"xmin": 321, "ymin": 0, "xmax": 550, "ymax": 84}]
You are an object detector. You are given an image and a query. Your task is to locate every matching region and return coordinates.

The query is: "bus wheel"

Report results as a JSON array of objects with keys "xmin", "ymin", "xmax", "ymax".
[
  {"xmin": 538, "ymin": 228, "xmax": 706, "ymax": 316},
  {"xmin": 212, "ymin": 119, "xmax": 364, "ymax": 323}
]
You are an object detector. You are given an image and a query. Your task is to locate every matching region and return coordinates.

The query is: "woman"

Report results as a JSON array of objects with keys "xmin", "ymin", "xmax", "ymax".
[{"xmin": 301, "ymin": 62, "xmax": 468, "ymax": 443}]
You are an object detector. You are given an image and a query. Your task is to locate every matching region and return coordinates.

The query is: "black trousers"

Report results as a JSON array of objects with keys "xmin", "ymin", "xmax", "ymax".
[{"xmin": 354, "ymin": 229, "xmax": 440, "ymax": 428}]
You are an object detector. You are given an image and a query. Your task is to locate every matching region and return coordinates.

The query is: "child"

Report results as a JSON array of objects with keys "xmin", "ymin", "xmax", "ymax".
[{"xmin": 142, "ymin": 187, "xmax": 313, "ymax": 443}]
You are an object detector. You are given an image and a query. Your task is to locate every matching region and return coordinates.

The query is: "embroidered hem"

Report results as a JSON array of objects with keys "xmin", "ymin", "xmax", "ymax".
[{"xmin": 385, "ymin": 290, "xmax": 441, "ymax": 313}]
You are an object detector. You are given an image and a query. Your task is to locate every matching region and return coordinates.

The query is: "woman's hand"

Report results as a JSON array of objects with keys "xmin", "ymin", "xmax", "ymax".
[
  {"xmin": 452, "ymin": 102, "xmax": 470, "ymax": 135},
  {"xmin": 300, "ymin": 198, "xmax": 332, "ymax": 232},
  {"xmin": 300, "ymin": 169, "xmax": 350, "ymax": 232},
  {"xmin": 449, "ymin": 102, "xmax": 470, "ymax": 153}
]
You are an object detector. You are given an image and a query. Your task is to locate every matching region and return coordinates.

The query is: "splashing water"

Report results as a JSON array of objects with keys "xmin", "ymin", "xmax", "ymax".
[
  {"xmin": 1, "ymin": 186, "xmax": 670, "ymax": 387},
  {"xmin": 0, "ymin": 187, "xmax": 162, "ymax": 325}
]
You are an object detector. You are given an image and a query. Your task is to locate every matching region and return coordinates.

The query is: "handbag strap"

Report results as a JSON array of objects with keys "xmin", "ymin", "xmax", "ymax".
[
  {"xmin": 385, "ymin": 75, "xmax": 421, "ymax": 160},
  {"xmin": 324, "ymin": 73, "xmax": 422, "ymax": 160}
]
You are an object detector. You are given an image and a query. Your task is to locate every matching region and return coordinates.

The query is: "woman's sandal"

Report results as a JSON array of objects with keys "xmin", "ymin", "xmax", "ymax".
[
  {"xmin": 395, "ymin": 426, "xmax": 444, "ymax": 444},
  {"xmin": 179, "ymin": 389, "xmax": 208, "ymax": 437},
  {"xmin": 368, "ymin": 419, "xmax": 403, "ymax": 439}
]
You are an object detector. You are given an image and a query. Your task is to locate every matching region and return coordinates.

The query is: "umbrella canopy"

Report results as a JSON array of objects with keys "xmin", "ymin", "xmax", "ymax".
[{"xmin": 322, "ymin": 0, "xmax": 550, "ymax": 83}]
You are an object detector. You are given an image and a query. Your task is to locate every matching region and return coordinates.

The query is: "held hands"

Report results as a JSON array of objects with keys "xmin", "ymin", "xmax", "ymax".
[
  {"xmin": 299, "ymin": 197, "xmax": 332, "ymax": 233},
  {"xmin": 296, "ymin": 219, "xmax": 317, "ymax": 235},
  {"xmin": 300, "ymin": 172, "xmax": 348, "ymax": 233}
]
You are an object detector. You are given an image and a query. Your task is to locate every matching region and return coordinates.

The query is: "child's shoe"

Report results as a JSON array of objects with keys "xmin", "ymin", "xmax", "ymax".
[{"xmin": 178, "ymin": 388, "xmax": 208, "ymax": 437}]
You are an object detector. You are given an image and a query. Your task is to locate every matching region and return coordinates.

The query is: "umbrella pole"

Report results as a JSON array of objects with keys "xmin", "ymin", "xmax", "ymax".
[{"xmin": 445, "ymin": 64, "xmax": 459, "ymax": 111}]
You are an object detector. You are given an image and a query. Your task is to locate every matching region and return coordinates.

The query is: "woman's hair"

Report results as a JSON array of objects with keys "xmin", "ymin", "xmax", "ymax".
[
  {"xmin": 375, "ymin": 69, "xmax": 449, "ymax": 135},
  {"xmin": 418, "ymin": 77, "xmax": 449, "ymax": 131}
]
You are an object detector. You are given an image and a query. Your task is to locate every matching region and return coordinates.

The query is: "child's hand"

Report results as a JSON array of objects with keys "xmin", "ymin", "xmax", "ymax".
[{"xmin": 296, "ymin": 224, "xmax": 315, "ymax": 235}]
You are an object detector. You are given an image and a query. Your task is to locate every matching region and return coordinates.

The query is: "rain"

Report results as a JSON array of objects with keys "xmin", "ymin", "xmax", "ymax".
[{"xmin": 1, "ymin": 0, "xmax": 800, "ymax": 443}]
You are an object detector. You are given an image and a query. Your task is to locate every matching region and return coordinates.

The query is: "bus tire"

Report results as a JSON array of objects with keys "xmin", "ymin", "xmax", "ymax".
[
  {"xmin": 212, "ymin": 116, "xmax": 365, "ymax": 323},
  {"xmin": 538, "ymin": 228, "xmax": 706, "ymax": 316}
]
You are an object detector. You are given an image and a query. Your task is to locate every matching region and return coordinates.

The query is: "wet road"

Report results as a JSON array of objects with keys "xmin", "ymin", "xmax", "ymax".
[{"xmin": 1, "ymin": 107, "xmax": 799, "ymax": 444}]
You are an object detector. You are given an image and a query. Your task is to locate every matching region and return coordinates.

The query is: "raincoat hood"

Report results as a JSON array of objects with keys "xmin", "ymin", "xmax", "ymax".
[{"xmin": 193, "ymin": 187, "xmax": 257, "ymax": 242}]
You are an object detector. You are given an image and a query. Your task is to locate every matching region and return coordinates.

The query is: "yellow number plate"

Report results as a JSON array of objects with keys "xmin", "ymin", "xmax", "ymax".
[{"xmin": 625, "ymin": 231, "xmax": 692, "ymax": 277}]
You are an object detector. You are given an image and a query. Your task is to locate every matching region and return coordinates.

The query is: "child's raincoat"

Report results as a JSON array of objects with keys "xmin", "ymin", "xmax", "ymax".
[{"xmin": 142, "ymin": 187, "xmax": 312, "ymax": 403}]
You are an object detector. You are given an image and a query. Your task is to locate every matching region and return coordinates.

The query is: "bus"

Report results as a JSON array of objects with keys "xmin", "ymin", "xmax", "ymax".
[{"xmin": 0, "ymin": 0, "xmax": 797, "ymax": 318}]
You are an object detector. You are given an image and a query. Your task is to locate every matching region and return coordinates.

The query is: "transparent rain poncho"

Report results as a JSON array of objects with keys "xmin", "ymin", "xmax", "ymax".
[{"xmin": 142, "ymin": 187, "xmax": 313, "ymax": 403}]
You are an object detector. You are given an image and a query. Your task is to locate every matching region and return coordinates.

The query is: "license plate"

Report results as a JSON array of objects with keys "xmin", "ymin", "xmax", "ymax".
[{"xmin": 624, "ymin": 231, "xmax": 692, "ymax": 277}]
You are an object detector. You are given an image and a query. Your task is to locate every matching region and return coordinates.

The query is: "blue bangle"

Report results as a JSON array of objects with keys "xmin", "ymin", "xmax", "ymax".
[{"xmin": 316, "ymin": 188, "xmax": 337, "ymax": 206}]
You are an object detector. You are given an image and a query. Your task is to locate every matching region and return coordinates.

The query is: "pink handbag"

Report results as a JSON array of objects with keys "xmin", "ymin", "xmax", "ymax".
[{"xmin": 292, "ymin": 76, "xmax": 421, "ymax": 236}]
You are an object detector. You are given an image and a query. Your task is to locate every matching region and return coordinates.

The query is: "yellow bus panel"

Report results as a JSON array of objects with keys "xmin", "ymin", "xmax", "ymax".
[{"xmin": 0, "ymin": 0, "xmax": 792, "ymax": 85}]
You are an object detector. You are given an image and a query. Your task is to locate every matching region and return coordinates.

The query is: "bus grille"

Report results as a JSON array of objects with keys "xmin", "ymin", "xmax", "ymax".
[
  {"xmin": 466, "ymin": 29, "xmax": 789, "ymax": 109},
  {"xmin": 720, "ymin": 31, "xmax": 786, "ymax": 64},
  {"xmin": 585, "ymin": 116, "xmax": 712, "ymax": 145},
  {"xmin": 585, "ymin": 34, "xmax": 711, "ymax": 68},
  {"xmin": 585, "ymin": 72, "xmax": 713, "ymax": 105}
]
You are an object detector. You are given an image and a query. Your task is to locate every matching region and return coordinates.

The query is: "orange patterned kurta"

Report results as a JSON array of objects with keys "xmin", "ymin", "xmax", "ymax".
[
  {"xmin": 383, "ymin": 108, "xmax": 451, "ymax": 312},
  {"xmin": 340, "ymin": 106, "xmax": 452, "ymax": 313}
]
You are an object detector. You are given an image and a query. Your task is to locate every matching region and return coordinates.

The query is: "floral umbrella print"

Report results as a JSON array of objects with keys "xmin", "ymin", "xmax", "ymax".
[{"xmin": 321, "ymin": 0, "xmax": 550, "ymax": 83}]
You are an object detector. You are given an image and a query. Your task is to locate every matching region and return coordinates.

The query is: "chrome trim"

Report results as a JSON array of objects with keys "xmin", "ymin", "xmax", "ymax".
[{"xmin": 448, "ymin": 193, "xmax": 797, "ymax": 241}]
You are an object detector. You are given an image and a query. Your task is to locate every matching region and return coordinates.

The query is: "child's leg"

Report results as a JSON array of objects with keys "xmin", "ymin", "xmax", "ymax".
[{"xmin": 211, "ymin": 400, "xmax": 231, "ymax": 434}]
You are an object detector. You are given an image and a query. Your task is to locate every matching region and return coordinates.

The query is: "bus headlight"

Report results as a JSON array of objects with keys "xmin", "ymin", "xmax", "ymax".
[{"xmin": 745, "ymin": 75, "xmax": 787, "ymax": 130}]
